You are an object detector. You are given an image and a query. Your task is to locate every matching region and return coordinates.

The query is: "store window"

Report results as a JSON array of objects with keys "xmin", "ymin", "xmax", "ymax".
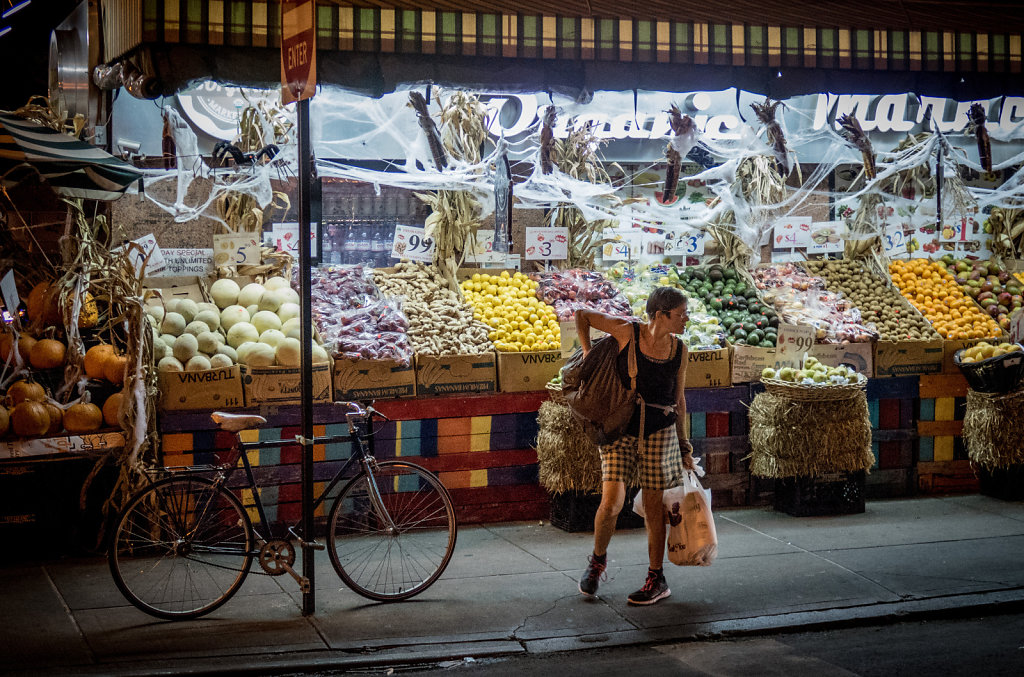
[
  {"xmin": 317, "ymin": 3, "xmax": 336, "ymax": 51},
  {"xmin": 226, "ymin": 0, "xmax": 249, "ymax": 47},
  {"xmin": 747, "ymin": 25, "xmax": 766, "ymax": 67},
  {"xmin": 958, "ymin": 32, "xmax": 975, "ymax": 72},
  {"xmin": 992, "ymin": 34, "xmax": 1008, "ymax": 72},
  {"xmin": 479, "ymin": 13, "xmax": 500, "ymax": 57},
  {"xmin": 559, "ymin": 17, "xmax": 579, "ymax": 60},
  {"xmin": 320, "ymin": 179, "xmax": 431, "ymax": 267},
  {"xmin": 521, "ymin": 15, "xmax": 540, "ymax": 59},
  {"xmin": 710, "ymin": 23, "xmax": 730, "ymax": 66},
  {"xmin": 355, "ymin": 8, "xmax": 377, "ymax": 52}
]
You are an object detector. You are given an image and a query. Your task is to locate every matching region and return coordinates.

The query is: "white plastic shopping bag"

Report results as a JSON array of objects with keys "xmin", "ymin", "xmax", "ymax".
[
  {"xmin": 666, "ymin": 471, "xmax": 718, "ymax": 566},
  {"xmin": 633, "ymin": 468, "xmax": 717, "ymax": 566}
]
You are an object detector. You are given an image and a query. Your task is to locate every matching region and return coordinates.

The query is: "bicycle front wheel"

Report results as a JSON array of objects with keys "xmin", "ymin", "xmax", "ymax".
[
  {"xmin": 328, "ymin": 460, "xmax": 457, "ymax": 601},
  {"xmin": 109, "ymin": 475, "xmax": 254, "ymax": 620}
]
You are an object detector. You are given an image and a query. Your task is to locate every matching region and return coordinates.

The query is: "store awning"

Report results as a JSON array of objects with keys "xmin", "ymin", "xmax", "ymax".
[{"xmin": 0, "ymin": 112, "xmax": 144, "ymax": 201}]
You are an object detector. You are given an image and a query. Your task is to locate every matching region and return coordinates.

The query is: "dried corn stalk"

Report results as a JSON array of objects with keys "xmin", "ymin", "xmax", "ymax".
[
  {"xmin": 881, "ymin": 133, "xmax": 934, "ymax": 199},
  {"xmin": 750, "ymin": 98, "xmax": 791, "ymax": 176},
  {"xmin": 415, "ymin": 92, "xmax": 489, "ymax": 289},
  {"xmin": 549, "ymin": 122, "xmax": 623, "ymax": 269},
  {"xmin": 838, "ymin": 114, "xmax": 876, "ymax": 180},
  {"xmin": 539, "ymin": 106, "xmax": 557, "ymax": 175},
  {"xmin": 967, "ymin": 103, "xmax": 993, "ymax": 173},
  {"xmin": 984, "ymin": 206, "xmax": 1024, "ymax": 260},
  {"xmin": 13, "ymin": 94, "xmax": 85, "ymax": 137}
]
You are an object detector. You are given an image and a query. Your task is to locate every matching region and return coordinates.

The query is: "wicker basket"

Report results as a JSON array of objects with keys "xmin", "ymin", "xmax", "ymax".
[
  {"xmin": 545, "ymin": 382, "xmax": 567, "ymax": 403},
  {"xmin": 761, "ymin": 374, "xmax": 867, "ymax": 402}
]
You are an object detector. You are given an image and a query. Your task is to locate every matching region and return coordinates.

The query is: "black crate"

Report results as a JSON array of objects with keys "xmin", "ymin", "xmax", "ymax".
[
  {"xmin": 977, "ymin": 464, "xmax": 1024, "ymax": 501},
  {"xmin": 774, "ymin": 470, "xmax": 866, "ymax": 517},
  {"xmin": 955, "ymin": 344, "xmax": 1024, "ymax": 394},
  {"xmin": 549, "ymin": 488, "xmax": 645, "ymax": 533}
]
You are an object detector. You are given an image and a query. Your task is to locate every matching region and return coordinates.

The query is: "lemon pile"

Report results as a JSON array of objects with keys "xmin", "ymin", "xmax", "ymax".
[
  {"xmin": 958, "ymin": 341, "xmax": 1022, "ymax": 363},
  {"xmin": 461, "ymin": 271, "xmax": 560, "ymax": 352}
]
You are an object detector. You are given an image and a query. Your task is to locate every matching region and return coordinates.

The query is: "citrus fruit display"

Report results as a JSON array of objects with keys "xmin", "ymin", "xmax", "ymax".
[
  {"xmin": 461, "ymin": 271, "xmax": 560, "ymax": 352},
  {"xmin": 888, "ymin": 259, "xmax": 1001, "ymax": 339},
  {"xmin": 957, "ymin": 341, "xmax": 1022, "ymax": 363}
]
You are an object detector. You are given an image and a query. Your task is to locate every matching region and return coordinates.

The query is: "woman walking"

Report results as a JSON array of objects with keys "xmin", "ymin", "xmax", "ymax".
[{"xmin": 575, "ymin": 286, "xmax": 696, "ymax": 605}]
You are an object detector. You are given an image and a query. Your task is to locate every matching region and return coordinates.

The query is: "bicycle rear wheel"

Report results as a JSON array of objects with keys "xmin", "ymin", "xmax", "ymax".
[
  {"xmin": 328, "ymin": 460, "xmax": 457, "ymax": 601},
  {"xmin": 109, "ymin": 475, "xmax": 253, "ymax": 620}
]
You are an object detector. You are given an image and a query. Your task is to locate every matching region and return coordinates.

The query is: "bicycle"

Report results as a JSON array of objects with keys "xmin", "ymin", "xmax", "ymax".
[{"xmin": 108, "ymin": 401, "xmax": 457, "ymax": 620}]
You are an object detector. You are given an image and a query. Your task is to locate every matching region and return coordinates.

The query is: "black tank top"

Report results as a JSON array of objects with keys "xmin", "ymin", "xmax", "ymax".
[{"xmin": 616, "ymin": 322, "xmax": 683, "ymax": 437}]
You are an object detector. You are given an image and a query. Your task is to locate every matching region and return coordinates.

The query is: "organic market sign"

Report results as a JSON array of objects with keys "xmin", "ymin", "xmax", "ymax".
[
  {"xmin": 391, "ymin": 224, "xmax": 435, "ymax": 262},
  {"xmin": 524, "ymin": 227, "xmax": 568, "ymax": 260}
]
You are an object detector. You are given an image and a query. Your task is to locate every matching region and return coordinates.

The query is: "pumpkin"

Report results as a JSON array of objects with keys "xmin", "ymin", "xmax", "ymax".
[
  {"xmin": 78, "ymin": 292, "xmax": 99, "ymax": 329},
  {"xmin": 64, "ymin": 402, "xmax": 103, "ymax": 433},
  {"xmin": 7, "ymin": 380, "xmax": 45, "ymax": 406},
  {"xmin": 26, "ymin": 282, "xmax": 62, "ymax": 327},
  {"xmin": 0, "ymin": 405, "xmax": 9, "ymax": 436},
  {"xmin": 41, "ymin": 401, "xmax": 64, "ymax": 435},
  {"xmin": 103, "ymin": 353, "xmax": 129, "ymax": 386},
  {"xmin": 11, "ymin": 401, "xmax": 50, "ymax": 437},
  {"xmin": 102, "ymin": 392, "xmax": 125, "ymax": 427},
  {"xmin": 84, "ymin": 344, "xmax": 116, "ymax": 379},
  {"xmin": 30, "ymin": 339, "xmax": 66, "ymax": 370},
  {"xmin": 0, "ymin": 333, "xmax": 35, "ymax": 364}
]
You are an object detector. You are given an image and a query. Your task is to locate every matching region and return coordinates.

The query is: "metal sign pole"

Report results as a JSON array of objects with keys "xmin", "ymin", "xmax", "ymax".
[{"xmin": 297, "ymin": 97, "xmax": 316, "ymax": 616}]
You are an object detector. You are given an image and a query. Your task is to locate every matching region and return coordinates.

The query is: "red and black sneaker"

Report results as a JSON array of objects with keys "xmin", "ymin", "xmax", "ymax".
[
  {"xmin": 627, "ymin": 569, "xmax": 670, "ymax": 606},
  {"xmin": 578, "ymin": 555, "xmax": 607, "ymax": 596}
]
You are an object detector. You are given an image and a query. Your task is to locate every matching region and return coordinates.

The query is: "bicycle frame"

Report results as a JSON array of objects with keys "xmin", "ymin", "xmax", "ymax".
[{"xmin": 160, "ymin": 414, "xmax": 382, "ymax": 550}]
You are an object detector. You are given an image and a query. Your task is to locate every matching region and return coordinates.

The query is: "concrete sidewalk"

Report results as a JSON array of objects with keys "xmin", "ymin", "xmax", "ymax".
[{"xmin": 3, "ymin": 494, "xmax": 1024, "ymax": 676}]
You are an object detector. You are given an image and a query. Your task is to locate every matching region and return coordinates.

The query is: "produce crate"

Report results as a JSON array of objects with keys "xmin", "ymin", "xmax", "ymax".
[
  {"xmin": 773, "ymin": 470, "xmax": 866, "ymax": 517},
  {"xmin": 977, "ymin": 465, "xmax": 1024, "ymax": 501},
  {"xmin": 954, "ymin": 344, "xmax": 1024, "ymax": 394},
  {"xmin": 548, "ymin": 489, "xmax": 644, "ymax": 532}
]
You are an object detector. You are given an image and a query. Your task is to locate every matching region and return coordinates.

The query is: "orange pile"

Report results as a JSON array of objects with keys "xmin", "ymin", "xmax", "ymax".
[{"xmin": 889, "ymin": 259, "xmax": 1001, "ymax": 340}]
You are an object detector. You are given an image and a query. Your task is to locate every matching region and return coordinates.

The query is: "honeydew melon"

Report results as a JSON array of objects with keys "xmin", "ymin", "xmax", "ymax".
[
  {"xmin": 275, "ymin": 338, "xmax": 301, "ymax": 367},
  {"xmin": 209, "ymin": 353, "xmax": 234, "ymax": 369},
  {"xmin": 281, "ymin": 318, "xmax": 300, "ymax": 339},
  {"xmin": 278, "ymin": 287, "xmax": 300, "ymax": 306},
  {"xmin": 240, "ymin": 341, "xmax": 276, "ymax": 367},
  {"xmin": 258, "ymin": 288, "xmax": 286, "ymax": 313},
  {"xmin": 246, "ymin": 304, "xmax": 260, "ymax": 318},
  {"xmin": 235, "ymin": 342, "xmax": 257, "ymax": 364},
  {"xmin": 259, "ymin": 329, "xmax": 286, "ymax": 349},
  {"xmin": 277, "ymin": 302, "xmax": 300, "ymax": 323},
  {"xmin": 312, "ymin": 343, "xmax": 330, "ymax": 365},
  {"xmin": 263, "ymin": 276, "xmax": 290, "ymax": 292}
]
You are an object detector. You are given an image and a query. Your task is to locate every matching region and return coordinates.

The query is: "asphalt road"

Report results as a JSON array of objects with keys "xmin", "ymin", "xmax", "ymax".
[{"xmin": 300, "ymin": 611, "xmax": 1024, "ymax": 676}]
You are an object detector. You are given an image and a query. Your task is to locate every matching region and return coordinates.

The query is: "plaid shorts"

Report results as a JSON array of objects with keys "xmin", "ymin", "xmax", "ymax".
[{"xmin": 600, "ymin": 425, "xmax": 685, "ymax": 491}]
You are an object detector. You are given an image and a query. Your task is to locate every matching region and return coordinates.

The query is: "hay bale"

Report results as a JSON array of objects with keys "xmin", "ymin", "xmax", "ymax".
[
  {"xmin": 748, "ymin": 390, "xmax": 874, "ymax": 479},
  {"xmin": 964, "ymin": 387, "xmax": 1024, "ymax": 469},
  {"xmin": 536, "ymin": 400, "xmax": 602, "ymax": 494}
]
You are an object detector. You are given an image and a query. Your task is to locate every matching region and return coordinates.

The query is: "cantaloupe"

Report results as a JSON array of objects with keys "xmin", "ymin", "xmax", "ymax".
[
  {"xmin": 220, "ymin": 305, "xmax": 249, "ymax": 330},
  {"xmin": 277, "ymin": 302, "xmax": 300, "ymax": 323},
  {"xmin": 195, "ymin": 309, "xmax": 221, "ymax": 332},
  {"xmin": 227, "ymin": 322, "xmax": 259, "ymax": 348},
  {"xmin": 184, "ymin": 321, "xmax": 211, "ymax": 337},
  {"xmin": 240, "ymin": 342, "xmax": 276, "ymax": 367},
  {"xmin": 215, "ymin": 344, "xmax": 238, "ymax": 362},
  {"xmin": 197, "ymin": 331, "xmax": 221, "ymax": 355},
  {"xmin": 161, "ymin": 312, "xmax": 187, "ymax": 336},
  {"xmin": 263, "ymin": 276, "xmax": 290, "ymax": 292},
  {"xmin": 251, "ymin": 310, "xmax": 282, "ymax": 334},
  {"xmin": 210, "ymin": 278, "xmax": 241, "ymax": 309},
  {"xmin": 172, "ymin": 334, "xmax": 200, "ymax": 363},
  {"xmin": 158, "ymin": 356, "xmax": 184, "ymax": 372},
  {"xmin": 185, "ymin": 355, "xmax": 212, "ymax": 371},
  {"xmin": 281, "ymin": 318, "xmax": 301, "ymax": 339},
  {"xmin": 209, "ymin": 353, "xmax": 233, "ymax": 369},
  {"xmin": 176, "ymin": 299, "xmax": 199, "ymax": 323},
  {"xmin": 238, "ymin": 283, "xmax": 266, "ymax": 308},
  {"xmin": 259, "ymin": 329, "xmax": 286, "ymax": 349},
  {"xmin": 275, "ymin": 338, "xmax": 301, "ymax": 367}
]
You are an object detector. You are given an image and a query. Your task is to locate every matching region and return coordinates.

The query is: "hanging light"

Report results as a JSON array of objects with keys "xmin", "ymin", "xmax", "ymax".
[{"xmin": 2, "ymin": 1, "xmax": 30, "ymax": 19}]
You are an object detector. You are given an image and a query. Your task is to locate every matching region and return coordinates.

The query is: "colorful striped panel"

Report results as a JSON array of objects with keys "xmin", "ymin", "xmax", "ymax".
[{"xmin": 119, "ymin": 1, "xmax": 1024, "ymax": 76}]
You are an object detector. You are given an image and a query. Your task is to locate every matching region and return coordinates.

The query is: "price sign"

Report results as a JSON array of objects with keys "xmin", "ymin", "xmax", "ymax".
[
  {"xmin": 113, "ymin": 233, "xmax": 166, "ymax": 275},
  {"xmin": 271, "ymin": 222, "xmax": 318, "ymax": 259},
  {"xmin": 773, "ymin": 217, "xmax": 813, "ymax": 248},
  {"xmin": 806, "ymin": 221, "xmax": 844, "ymax": 254},
  {"xmin": 603, "ymin": 233, "xmax": 642, "ymax": 261},
  {"xmin": 1011, "ymin": 308, "xmax": 1024, "ymax": 344},
  {"xmin": 1, "ymin": 269, "xmax": 20, "ymax": 327},
  {"xmin": 774, "ymin": 323, "xmax": 815, "ymax": 369},
  {"xmin": 939, "ymin": 216, "xmax": 970, "ymax": 242},
  {"xmin": 665, "ymin": 230, "xmax": 706, "ymax": 256},
  {"xmin": 212, "ymin": 233, "xmax": 260, "ymax": 268},
  {"xmin": 464, "ymin": 230, "xmax": 506, "ymax": 264},
  {"xmin": 525, "ymin": 227, "xmax": 569, "ymax": 260},
  {"xmin": 391, "ymin": 224, "xmax": 435, "ymax": 262},
  {"xmin": 156, "ymin": 249, "xmax": 215, "ymax": 277},
  {"xmin": 883, "ymin": 225, "xmax": 908, "ymax": 256}
]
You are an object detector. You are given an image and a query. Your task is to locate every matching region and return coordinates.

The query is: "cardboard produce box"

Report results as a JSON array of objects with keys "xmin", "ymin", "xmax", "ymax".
[
  {"xmin": 873, "ymin": 339, "xmax": 944, "ymax": 377},
  {"xmin": 143, "ymin": 275, "xmax": 209, "ymax": 303},
  {"xmin": 159, "ymin": 365, "xmax": 246, "ymax": 411},
  {"xmin": 731, "ymin": 344, "xmax": 777, "ymax": 383},
  {"xmin": 416, "ymin": 352, "xmax": 496, "ymax": 396},
  {"xmin": 497, "ymin": 350, "xmax": 564, "ymax": 393},
  {"xmin": 0, "ymin": 432, "xmax": 126, "ymax": 460},
  {"xmin": 808, "ymin": 342, "xmax": 873, "ymax": 376},
  {"xmin": 241, "ymin": 363, "xmax": 333, "ymax": 406},
  {"xmin": 686, "ymin": 346, "xmax": 731, "ymax": 389},
  {"xmin": 334, "ymin": 358, "xmax": 416, "ymax": 400}
]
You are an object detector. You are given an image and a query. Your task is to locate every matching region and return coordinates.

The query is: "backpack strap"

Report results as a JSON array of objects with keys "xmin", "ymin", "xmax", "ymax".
[{"xmin": 627, "ymin": 321, "xmax": 639, "ymax": 391}]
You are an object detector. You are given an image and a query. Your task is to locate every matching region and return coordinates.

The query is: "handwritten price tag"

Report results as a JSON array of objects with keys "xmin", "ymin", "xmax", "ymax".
[
  {"xmin": 391, "ymin": 224, "xmax": 435, "ymax": 262},
  {"xmin": 464, "ymin": 230, "xmax": 506, "ymax": 263},
  {"xmin": 773, "ymin": 217, "xmax": 813, "ymax": 248},
  {"xmin": 807, "ymin": 221, "xmax": 844, "ymax": 254},
  {"xmin": 939, "ymin": 217, "xmax": 970, "ymax": 242},
  {"xmin": 271, "ymin": 222, "xmax": 318, "ymax": 259},
  {"xmin": 665, "ymin": 230, "xmax": 706, "ymax": 256},
  {"xmin": 603, "ymin": 233, "xmax": 642, "ymax": 261},
  {"xmin": 525, "ymin": 227, "xmax": 569, "ymax": 260},
  {"xmin": 0, "ymin": 269, "xmax": 20, "ymax": 327},
  {"xmin": 774, "ymin": 323, "xmax": 815, "ymax": 369},
  {"xmin": 213, "ymin": 233, "xmax": 260, "ymax": 268},
  {"xmin": 883, "ymin": 225, "xmax": 908, "ymax": 256}
]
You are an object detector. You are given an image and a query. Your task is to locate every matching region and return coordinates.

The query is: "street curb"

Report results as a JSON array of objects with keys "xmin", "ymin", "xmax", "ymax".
[{"xmin": 17, "ymin": 587, "xmax": 1024, "ymax": 677}]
